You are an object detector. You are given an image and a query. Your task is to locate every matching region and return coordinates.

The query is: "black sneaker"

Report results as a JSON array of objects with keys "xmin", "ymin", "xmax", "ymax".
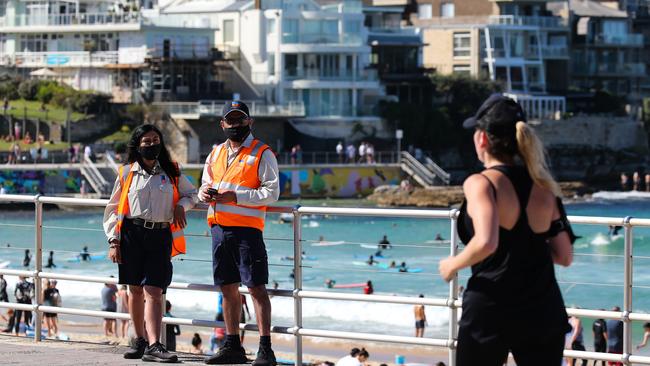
[
  {"xmin": 124, "ymin": 337, "xmax": 148, "ymax": 359},
  {"xmin": 252, "ymin": 347, "xmax": 277, "ymax": 366},
  {"xmin": 204, "ymin": 344, "xmax": 248, "ymax": 364},
  {"xmin": 142, "ymin": 342, "xmax": 178, "ymax": 363}
]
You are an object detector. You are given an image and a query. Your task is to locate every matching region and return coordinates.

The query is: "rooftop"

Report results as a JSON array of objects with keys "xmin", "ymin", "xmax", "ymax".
[{"xmin": 568, "ymin": 0, "xmax": 628, "ymax": 18}]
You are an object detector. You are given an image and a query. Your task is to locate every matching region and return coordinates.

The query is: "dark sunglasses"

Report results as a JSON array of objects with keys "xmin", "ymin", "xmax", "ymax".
[{"xmin": 222, "ymin": 116, "xmax": 248, "ymax": 125}]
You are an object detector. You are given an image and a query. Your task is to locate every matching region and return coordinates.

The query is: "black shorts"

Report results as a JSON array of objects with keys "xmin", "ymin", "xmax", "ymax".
[
  {"xmin": 415, "ymin": 320, "xmax": 425, "ymax": 329},
  {"xmin": 211, "ymin": 225, "xmax": 268, "ymax": 288},
  {"xmin": 118, "ymin": 219, "xmax": 173, "ymax": 293}
]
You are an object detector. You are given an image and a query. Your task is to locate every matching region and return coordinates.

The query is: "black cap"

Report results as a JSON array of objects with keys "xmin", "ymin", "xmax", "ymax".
[
  {"xmin": 222, "ymin": 100, "xmax": 250, "ymax": 118},
  {"xmin": 463, "ymin": 94, "xmax": 526, "ymax": 136}
]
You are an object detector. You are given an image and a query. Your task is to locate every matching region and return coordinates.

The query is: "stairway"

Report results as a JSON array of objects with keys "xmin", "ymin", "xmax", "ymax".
[
  {"xmin": 400, "ymin": 152, "xmax": 451, "ymax": 188},
  {"xmin": 80, "ymin": 155, "xmax": 112, "ymax": 197}
]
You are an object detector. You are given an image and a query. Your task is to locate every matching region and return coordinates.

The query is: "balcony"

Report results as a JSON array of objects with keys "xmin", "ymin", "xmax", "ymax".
[
  {"xmin": 593, "ymin": 34, "xmax": 643, "ymax": 47},
  {"xmin": 14, "ymin": 51, "xmax": 119, "ymax": 68},
  {"xmin": 284, "ymin": 68, "xmax": 378, "ymax": 81},
  {"xmin": 157, "ymin": 101, "xmax": 306, "ymax": 119},
  {"xmin": 573, "ymin": 62, "xmax": 646, "ymax": 76},
  {"xmin": 282, "ymin": 32, "xmax": 363, "ymax": 45},
  {"xmin": 488, "ymin": 15, "xmax": 568, "ymax": 29},
  {"xmin": 6, "ymin": 12, "xmax": 139, "ymax": 27},
  {"xmin": 541, "ymin": 45, "xmax": 569, "ymax": 59},
  {"xmin": 148, "ymin": 46, "xmax": 216, "ymax": 60}
]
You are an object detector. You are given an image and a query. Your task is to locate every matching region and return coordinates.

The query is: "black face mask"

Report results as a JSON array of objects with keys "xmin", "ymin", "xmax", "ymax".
[
  {"xmin": 224, "ymin": 125, "xmax": 250, "ymax": 143},
  {"xmin": 138, "ymin": 144, "xmax": 162, "ymax": 160}
]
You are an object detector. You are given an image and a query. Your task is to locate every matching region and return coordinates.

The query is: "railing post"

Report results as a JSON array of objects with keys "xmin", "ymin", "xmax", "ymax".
[
  {"xmin": 34, "ymin": 194, "xmax": 43, "ymax": 342},
  {"xmin": 623, "ymin": 216, "xmax": 633, "ymax": 365},
  {"xmin": 448, "ymin": 209, "xmax": 459, "ymax": 366},
  {"xmin": 292, "ymin": 205, "xmax": 303, "ymax": 366}
]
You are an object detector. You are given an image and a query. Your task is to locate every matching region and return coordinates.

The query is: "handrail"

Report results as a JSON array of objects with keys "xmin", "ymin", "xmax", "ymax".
[
  {"xmin": 81, "ymin": 155, "xmax": 110, "ymax": 196},
  {"xmin": 0, "ymin": 194, "xmax": 647, "ymax": 365},
  {"xmin": 400, "ymin": 151, "xmax": 435, "ymax": 187},
  {"xmin": 425, "ymin": 156, "xmax": 451, "ymax": 185},
  {"xmin": 104, "ymin": 152, "xmax": 120, "ymax": 174}
]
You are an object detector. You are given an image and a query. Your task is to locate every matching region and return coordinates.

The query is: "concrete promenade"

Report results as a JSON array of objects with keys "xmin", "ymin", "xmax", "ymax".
[{"xmin": 0, "ymin": 334, "xmax": 225, "ymax": 365}]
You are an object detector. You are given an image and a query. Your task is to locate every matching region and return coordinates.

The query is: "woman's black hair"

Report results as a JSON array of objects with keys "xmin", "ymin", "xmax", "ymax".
[
  {"xmin": 191, "ymin": 333, "xmax": 202, "ymax": 347},
  {"xmin": 358, "ymin": 348, "xmax": 369, "ymax": 357},
  {"xmin": 126, "ymin": 124, "xmax": 179, "ymax": 181}
]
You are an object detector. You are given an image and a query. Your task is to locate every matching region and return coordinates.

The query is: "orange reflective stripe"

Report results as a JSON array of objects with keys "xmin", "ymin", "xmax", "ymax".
[
  {"xmin": 206, "ymin": 139, "xmax": 270, "ymax": 230},
  {"xmin": 115, "ymin": 163, "xmax": 186, "ymax": 257}
]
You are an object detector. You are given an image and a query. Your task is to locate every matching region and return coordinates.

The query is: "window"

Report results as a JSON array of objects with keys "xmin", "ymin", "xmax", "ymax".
[
  {"xmin": 267, "ymin": 18, "xmax": 276, "ymax": 34},
  {"xmin": 453, "ymin": 32, "xmax": 471, "ymax": 58},
  {"xmin": 282, "ymin": 18, "xmax": 298, "ymax": 43},
  {"xmin": 418, "ymin": 4, "xmax": 432, "ymax": 19},
  {"xmin": 453, "ymin": 65, "xmax": 471, "ymax": 75},
  {"xmin": 441, "ymin": 3, "xmax": 455, "ymax": 18},
  {"xmin": 223, "ymin": 19, "xmax": 234, "ymax": 43},
  {"xmin": 285, "ymin": 54, "xmax": 298, "ymax": 77},
  {"xmin": 269, "ymin": 54, "xmax": 275, "ymax": 76}
]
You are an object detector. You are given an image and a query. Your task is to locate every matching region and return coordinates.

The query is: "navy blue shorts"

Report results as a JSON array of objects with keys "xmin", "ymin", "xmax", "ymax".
[
  {"xmin": 118, "ymin": 219, "xmax": 173, "ymax": 293},
  {"xmin": 211, "ymin": 225, "xmax": 268, "ymax": 288}
]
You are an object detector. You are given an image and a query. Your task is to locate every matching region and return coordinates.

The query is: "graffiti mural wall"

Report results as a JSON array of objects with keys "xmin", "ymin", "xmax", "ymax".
[
  {"xmin": 0, "ymin": 170, "xmax": 83, "ymax": 194},
  {"xmin": 183, "ymin": 166, "xmax": 401, "ymax": 198}
]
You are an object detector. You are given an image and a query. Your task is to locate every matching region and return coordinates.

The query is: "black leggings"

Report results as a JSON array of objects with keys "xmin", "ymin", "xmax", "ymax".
[{"xmin": 456, "ymin": 326, "xmax": 565, "ymax": 366}]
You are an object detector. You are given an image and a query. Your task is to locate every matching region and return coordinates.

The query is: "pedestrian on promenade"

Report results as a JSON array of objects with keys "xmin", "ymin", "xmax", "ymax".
[
  {"xmin": 290, "ymin": 145, "xmax": 298, "ymax": 165},
  {"xmin": 358, "ymin": 142, "xmax": 366, "ymax": 164},
  {"xmin": 116, "ymin": 285, "xmax": 129, "ymax": 338},
  {"xmin": 438, "ymin": 95, "xmax": 576, "ymax": 365},
  {"xmin": 103, "ymin": 124, "xmax": 197, "ymax": 363},
  {"xmin": 0, "ymin": 274, "xmax": 7, "ymax": 303},
  {"xmin": 346, "ymin": 143, "xmax": 356, "ymax": 164},
  {"xmin": 101, "ymin": 282, "xmax": 117, "ymax": 337},
  {"xmin": 633, "ymin": 171, "xmax": 641, "ymax": 191},
  {"xmin": 593, "ymin": 314, "xmax": 607, "ymax": 366},
  {"xmin": 366, "ymin": 143, "xmax": 375, "ymax": 164},
  {"xmin": 165, "ymin": 300, "xmax": 181, "ymax": 352},
  {"xmin": 637, "ymin": 322, "xmax": 650, "ymax": 350},
  {"xmin": 43, "ymin": 280, "xmax": 60, "ymax": 337},
  {"xmin": 336, "ymin": 141, "xmax": 344, "ymax": 163},
  {"xmin": 13, "ymin": 276, "xmax": 33, "ymax": 335},
  {"xmin": 606, "ymin": 306, "xmax": 624, "ymax": 366},
  {"xmin": 568, "ymin": 314, "xmax": 587, "ymax": 366},
  {"xmin": 414, "ymin": 294, "xmax": 426, "ymax": 338},
  {"xmin": 199, "ymin": 100, "xmax": 280, "ymax": 365}
]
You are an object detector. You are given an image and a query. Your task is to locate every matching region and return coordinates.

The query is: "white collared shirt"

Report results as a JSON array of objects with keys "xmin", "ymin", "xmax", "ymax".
[
  {"xmin": 103, "ymin": 161, "xmax": 197, "ymax": 242},
  {"xmin": 199, "ymin": 133, "xmax": 280, "ymax": 206}
]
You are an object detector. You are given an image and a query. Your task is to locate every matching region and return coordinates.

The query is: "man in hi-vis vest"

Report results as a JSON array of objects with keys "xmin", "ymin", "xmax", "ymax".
[{"xmin": 199, "ymin": 101, "xmax": 280, "ymax": 366}]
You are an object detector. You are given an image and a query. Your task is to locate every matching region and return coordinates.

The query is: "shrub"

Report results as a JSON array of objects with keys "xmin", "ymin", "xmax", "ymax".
[
  {"xmin": 71, "ymin": 91, "xmax": 110, "ymax": 114},
  {"xmin": 18, "ymin": 79, "xmax": 42, "ymax": 100},
  {"xmin": 0, "ymin": 79, "xmax": 19, "ymax": 100}
]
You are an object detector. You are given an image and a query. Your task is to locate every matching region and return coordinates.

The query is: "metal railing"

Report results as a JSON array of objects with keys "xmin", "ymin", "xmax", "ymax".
[
  {"xmin": 14, "ymin": 51, "xmax": 118, "ymax": 68},
  {"xmin": 80, "ymin": 155, "xmax": 110, "ymax": 196},
  {"xmin": 9, "ymin": 12, "xmax": 139, "ymax": 27},
  {"xmin": 276, "ymin": 150, "xmax": 399, "ymax": 165},
  {"xmin": 488, "ymin": 15, "xmax": 569, "ymax": 28},
  {"xmin": 154, "ymin": 100, "xmax": 306, "ymax": 119},
  {"xmin": 594, "ymin": 33, "xmax": 644, "ymax": 46},
  {"xmin": 503, "ymin": 93, "xmax": 566, "ymax": 121},
  {"xmin": 1, "ymin": 195, "xmax": 650, "ymax": 365}
]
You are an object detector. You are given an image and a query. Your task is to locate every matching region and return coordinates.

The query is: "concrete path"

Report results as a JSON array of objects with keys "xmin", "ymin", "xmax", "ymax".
[{"xmin": 0, "ymin": 334, "xmax": 246, "ymax": 365}]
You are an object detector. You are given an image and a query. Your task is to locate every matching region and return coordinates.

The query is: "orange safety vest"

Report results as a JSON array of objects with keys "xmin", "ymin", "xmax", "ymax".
[
  {"xmin": 115, "ymin": 163, "xmax": 186, "ymax": 257},
  {"xmin": 206, "ymin": 139, "xmax": 269, "ymax": 231}
]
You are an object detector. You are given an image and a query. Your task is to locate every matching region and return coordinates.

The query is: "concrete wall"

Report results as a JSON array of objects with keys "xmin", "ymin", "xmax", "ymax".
[
  {"xmin": 422, "ymin": 27, "xmax": 481, "ymax": 75},
  {"xmin": 414, "ymin": 0, "xmax": 495, "ymax": 18}
]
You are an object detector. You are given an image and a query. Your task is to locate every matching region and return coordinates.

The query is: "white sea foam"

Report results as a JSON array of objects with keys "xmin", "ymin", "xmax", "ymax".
[
  {"xmin": 592, "ymin": 191, "xmax": 650, "ymax": 201},
  {"xmin": 590, "ymin": 233, "xmax": 611, "ymax": 246}
]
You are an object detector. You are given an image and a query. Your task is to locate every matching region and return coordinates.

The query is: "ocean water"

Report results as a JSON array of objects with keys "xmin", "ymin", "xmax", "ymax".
[{"xmin": 1, "ymin": 196, "xmax": 650, "ymax": 351}]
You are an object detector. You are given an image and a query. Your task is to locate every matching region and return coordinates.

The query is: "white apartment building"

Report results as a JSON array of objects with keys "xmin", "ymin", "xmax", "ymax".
[
  {"xmin": 0, "ymin": 0, "xmax": 217, "ymax": 102},
  {"xmin": 164, "ymin": 0, "xmax": 388, "ymax": 139}
]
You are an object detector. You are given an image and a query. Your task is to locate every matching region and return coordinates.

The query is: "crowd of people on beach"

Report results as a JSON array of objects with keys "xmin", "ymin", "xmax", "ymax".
[{"xmin": 0, "ymin": 275, "xmax": 60, "ymax": 337}]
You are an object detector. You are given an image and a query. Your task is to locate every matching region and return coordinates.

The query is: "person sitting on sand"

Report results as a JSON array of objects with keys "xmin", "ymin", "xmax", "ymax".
[{"xmin": 191, "ymin": 333, "xmax": 204, "ymax": 354}]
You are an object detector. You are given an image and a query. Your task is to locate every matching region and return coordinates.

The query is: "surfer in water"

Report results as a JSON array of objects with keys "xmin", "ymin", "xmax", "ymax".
[
  {"xmin": 434, "ymin": 233, "xmax": 444, "ymax": 241},
  {"xmin": 367, "ymin": 255, "xmax": 378, "ymax": 266},
  {"xmin": 378, "ymin": 235, "xmax": 391, "ymax": 250},
  {"xmin": 608, "ymin": 225, "xmax": 622, "ymax": 237},
  {"xmin": 80, "ymin": 246, "xmax": 90, "ymax": 261},
  {"xmin": 45, "ymin": 251, "xmax": 56, "ymax": 268},
  {"xmin": 23, "ymin": 249, "xmax": 31, "ymax": 267}
]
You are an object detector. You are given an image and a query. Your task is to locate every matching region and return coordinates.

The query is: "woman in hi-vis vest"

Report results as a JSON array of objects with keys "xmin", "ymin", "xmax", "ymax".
[{"xmin": 103, "ymin": 124, "xmax": 197, "ymax": 363}]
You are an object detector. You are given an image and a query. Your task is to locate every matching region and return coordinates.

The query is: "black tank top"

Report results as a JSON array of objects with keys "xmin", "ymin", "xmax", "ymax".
[{"xmin": 457, "ymin": 165, "xmax": 569, "ymax": 342}]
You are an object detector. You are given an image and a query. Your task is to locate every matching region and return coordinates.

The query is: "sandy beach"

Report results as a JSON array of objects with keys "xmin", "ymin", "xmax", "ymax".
[{"xmin": 1, "ymin": 313, "xmax": 452, "ymax": 365}]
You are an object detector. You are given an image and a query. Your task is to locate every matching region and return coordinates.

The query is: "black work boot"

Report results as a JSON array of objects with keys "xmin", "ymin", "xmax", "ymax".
[
  {"xmin": 252, "ymin": 347, "xmax": 277, "ymax": 366},
  {"xmin": 142, "ymin": 342, "xmax": 178, "ymax": 363},
  {"xmin": 204, "ymin": 344, "xmax": 248, "ymax": 364},
  {"xmin": 124, "ymin": 336, "xmax": 148, "ymax": 359}
]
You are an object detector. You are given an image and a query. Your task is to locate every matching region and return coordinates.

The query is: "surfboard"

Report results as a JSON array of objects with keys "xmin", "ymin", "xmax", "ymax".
[
  {"xmin": 66, "ymin": 252, "xmax": 107, "ymax": 263},
  {"xmin": 333, "ymin": 283, "xmax": 366, "ymax": 289},
  {"xmin": 311, "ymin": 241, "xmax": 345, "ymax": 247},
  {"xmin": 0, "ymin": 261, "xmax": 10, "ymax": 269}
]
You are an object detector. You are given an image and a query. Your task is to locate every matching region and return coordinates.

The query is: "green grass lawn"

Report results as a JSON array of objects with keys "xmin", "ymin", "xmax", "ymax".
[
  {"xmin": 0, "ymin": 140, "xmax": 69, "ymax": 151},
  {"xmin": 4, "ymin": 99, "xmax": 88, "ymax": 123}
]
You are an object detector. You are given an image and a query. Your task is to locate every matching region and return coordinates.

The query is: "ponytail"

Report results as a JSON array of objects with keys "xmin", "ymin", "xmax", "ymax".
[{"xmin": 515, "ymin": 122, "xmax": 561, "ymax": 197}]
